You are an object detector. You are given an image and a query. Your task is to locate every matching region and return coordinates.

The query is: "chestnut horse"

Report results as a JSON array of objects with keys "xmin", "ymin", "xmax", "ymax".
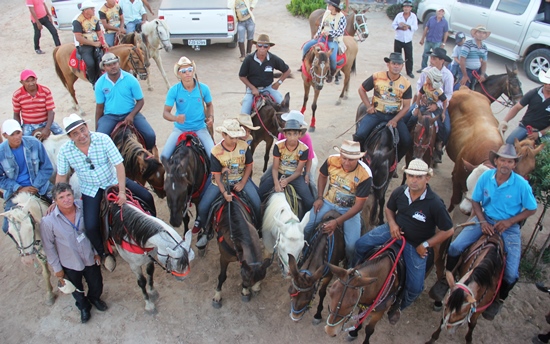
[{"xmin": 53, "ymin": 43, "xmax": 147, "ymax": 115}]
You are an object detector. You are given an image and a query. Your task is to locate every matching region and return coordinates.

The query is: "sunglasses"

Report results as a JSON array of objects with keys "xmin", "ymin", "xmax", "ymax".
[
  {"xmin": 257, "ymin": 44, "xmax": 270, "ymax": 48},
  {"xmin": 85, "ymin": 157, "xmax": 95, "ymax": 170},
  {"xmin": 178, "ymin": 67, "xmax": 194, "ymax": 73},
  {"xmin": 388, "ymin": 80, "xmax": 394, "ymax": 93}
]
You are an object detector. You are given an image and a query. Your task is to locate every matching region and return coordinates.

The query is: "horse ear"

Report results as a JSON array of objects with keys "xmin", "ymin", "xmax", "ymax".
[
  {"xmin": 161, "ymin": 156, "xmax": 169, "ymax": 167},
  {"xmin": 534, "ymin": 143, "xmax": 545, "ymax": 154},
  {"xmin": 183, "ymin": 230, "xmax": 193, "ymax": 251},
  {"xmin": 505, "ymin": 64, "xmax": 512, "ymax": 74},
  {"xmin": 312, "ymin": 264, "xmax": 325, "ymax": 281},
  {"xmin": 462, "ymin": 159, "xmax": 476, "ymax": 173},
  {"xmin": 445, "ymin": 270, "xmax": 456, "ymax": 289},
  {"xmin": 328, "ymin": 263, "xmax": 347, "ymax": 280},
  {"xmin": 300, "ymin": 211, "xmax": 311, "ymax": 230},
  {"xmin": 282, "ymin": 93, "xmax": 291, "ymax": 109},
  {"xmin": 429, "ymin": 115, "xmax": 439, "ymax": 125},
  {"xmin": 288, "ymin": 254, "xmax": 300, "ymax": 278},
  {"xmin": 166, "ymin": 246, "xmax": 178, "ymax": 256}
]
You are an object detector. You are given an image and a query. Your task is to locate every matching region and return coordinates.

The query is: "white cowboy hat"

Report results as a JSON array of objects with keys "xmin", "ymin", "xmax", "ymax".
[
  {"xmin": 281, "ymin": 110, "xmax": 308, "ymax": 126},
  {"xmin": 173, "ymin": 56, "xmax": 196, "ymax": 79},
  {"xmin": 236, "ymin": 114, "xmax": 260, "ymax": 131},
  {"xmin": 539, "ymin": 69, "xmax": 550, "ymax": 84},
  {"xmin": 2, "ymin": 119, "xmax": 22, "ymax": 135},
  {"xmin": 58, "ymin": 278, "xmax": 83, "ymax": 294},
  {"xmin": 402, "ymin": 159, "xmax": 433, "ymax": 176},
  {"xmin": 215, "ymin": 119, "xmax": 246, "ymax": 138},
  {"xmin": 63, "ymin": 113, "xmax": 89, "ymax": 133},
  {"xmin": 333, "ymin": 140, "xmax": 366, "ymax": 159},
  {"xmin": 79, "ymin": 0, "xmax": 96, "ymax": 11}
]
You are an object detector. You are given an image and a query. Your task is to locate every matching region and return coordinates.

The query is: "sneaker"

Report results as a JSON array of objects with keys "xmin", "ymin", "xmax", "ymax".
[
  {"xmin": 35, "ymin": 49, "xmax": 45, "ymax": 54},
  {"xmin": 191, "ymin": 220, "xmax": 201, "ymax": 234},
  {"xmin": 482, "ymin": 299, "xmax": 503, "ymax": 320},
  {"xmin": 196, "ymin": 234, "xmax": 208, "ymax": 248},
  {"xmin": 388, "ymin": 308, "xmax": 401, "ymax": 325}
]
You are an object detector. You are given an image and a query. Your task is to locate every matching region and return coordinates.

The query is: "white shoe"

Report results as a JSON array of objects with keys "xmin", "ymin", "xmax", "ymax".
[{"xmin": 196, "ymin": 235, "xmax": 208, "ymax": 248}]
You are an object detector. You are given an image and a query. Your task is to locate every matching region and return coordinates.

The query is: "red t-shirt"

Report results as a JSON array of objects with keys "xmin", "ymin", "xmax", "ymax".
[
  {"xmin": 26, "ymin": 0, "xmax": 47, "ymax": 23},
  {"xmin": 12, "ymin": 84, "xmax": 55, "ymax": 124}
]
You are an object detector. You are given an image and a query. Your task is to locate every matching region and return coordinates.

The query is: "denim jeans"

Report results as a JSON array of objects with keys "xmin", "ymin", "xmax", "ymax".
[
  {"xmin": 302, "ymin": 38, "xmax": 339, "ymax": 71},
  {"xmin": 197, "ymin": 179, "xmax": 261, "ymax": 229},
  {"xmin": 355, "ymin": 111, "xmax": 411, "ymax": 160},
  {"xmin": 237, "ymin": 18, "xmax": 255, "ymax": 42},
  {"xmin": 421, "ymin": 42, "xmax": 441, "ymax": 69},
  {"xmin": 32, "ymin": 16, "xmax": 61, "ymax": 50},
  {"xmin": 447, "ymin": 215, "xmax": 520, "ymax": 284},
  {"xmin": 403, "ymin": 104, "xmax": 451, "ymax": 144},
  {"xmin": 104, "ymin": 33, "xmax": 116, "ymax": 47},
  {"xmin": 125, "ymin": 19, "xmax": 141, "ymax": 34},
  {"xmin": 241, "ymin": 85, "xmax": 284, "ymax": 115},
  {"xmin": 161, "ymin": 127, "xmax": 214, "ymax": 160},
  {"xmin": 354, "ymin": 223, "xmax": 427, "ymax": 309},
  {"xmin": 505, "ymin": 123, "xmax": 530, "ymax": 145},
  {"xmin": 454, "ymin": 67, "xmax": 480, "ymax": 91},
  {"xmin": 2, "ymin": 198, "xmax": 15, "ymax": 233},
  {"xmin": 96, "ymin": 113, "xmax": 156, "ymax": 150},
  {"xmin": 22, "ymin": 121, "xmax": 64, "ymax": 137},
  {"xmin": 304, "ymin": 200, "xmax": 361, "ymax": 266},
  {"xmin": 258, "ymin": 173, "xmax": 314, "ymax": 212}
]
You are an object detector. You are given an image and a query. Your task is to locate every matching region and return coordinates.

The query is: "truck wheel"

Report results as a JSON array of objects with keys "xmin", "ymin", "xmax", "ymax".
[
  {"xmin": 524, "ymin": 48, "xmax": 550, "ymax": 82},
  {"xmin": 423, "ymin": 11, "xmax": 435, "ymax": 27},
  {"xmin": 227, "ymin": 35, "xmax": 238, "ymax": 49}
]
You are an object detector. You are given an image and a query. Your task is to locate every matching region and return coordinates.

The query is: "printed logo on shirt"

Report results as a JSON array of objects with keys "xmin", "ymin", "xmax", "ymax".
[
  {"xmin": 177, "ymin": 98, "xmax": 185, "ymax": 103},
  {"xmin": 264, "ymin": 66, "xmax": 273, "ymax": 73},
  {"xmin": 399, "ymin": 84, "xmax": 405, "ymax": 89},
  {"xmin": 354, "ymin": 176, "xmax": 359, "ymax": 183},
  {"xmin": 412, "ymin": 211, "xmax": 426, "ymax": 222},
  {"xmin": 102, "ymin": 88, "xmax": 110, "ymax": 94},
  {"xmin": 239, "ymin": 149, "xmax": 245, "ymax": 154}
]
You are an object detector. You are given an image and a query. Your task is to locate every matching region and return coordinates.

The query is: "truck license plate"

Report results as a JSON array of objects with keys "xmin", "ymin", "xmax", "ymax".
[{"xmin": 188, "ymin": 39, "xmax": 207, "ymax": 46}]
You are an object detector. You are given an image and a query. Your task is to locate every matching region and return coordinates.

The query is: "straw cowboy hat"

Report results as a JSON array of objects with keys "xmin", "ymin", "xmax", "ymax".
[
  {"xmin": 173, "ymin": 56, "xmax": 196, "ymax": 78},
  {"xmin": 333, "ymin": 140, "xmax": 366, "ymax": 159},
  {"xmin": 384, "ymin": 52, "xmax": 405, "ymax": 64},
  {"xmin": 278, "ymin": 119, "xmax": 306, "ymax": 133},
  {"xmin": 63, "ymin": 113, "xmax": 89, "ymax": 133},
  {"xmin": 216, "ymin": 119, "xmax": 246, "ymax": 138},
  {"xmin": 489, "ymin": 144, "xmax": 520, "ymax": 166},
  {"xmin": 402, "ymin": 158, "xmax": 433, "ymax": 176},
  {"xmin": 252, "ymin": 34, "xmax": 275, "ymax": 46},
  {"xmin": 471, "ymin": 25, "xmax": 491, "ymax": 38},
  {"xmin": 99, "ymin": 52, "xmax": 119, "ymax": 69},
  {"xmin": 539, "ymin": 69, "xmax": 550, "ymax": 84},
  {"xmin": 281, "ymin": 110, "xmax": 308, "ymax": 126},
  {"xmin": 236, "ymin": 114, "xmax": 260, "ymax": 131}
]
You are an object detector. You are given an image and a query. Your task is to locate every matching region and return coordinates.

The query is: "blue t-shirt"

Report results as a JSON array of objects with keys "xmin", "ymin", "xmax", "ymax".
[
  {"xmin": 165, "ymin": 81, "xmax": 212, "ymax": 132},
  {"xmin": 11, "ymin": 145, "xmax": 31, "ymax": 187},
  {"xmin": 94, "ymin": 70, "xmax": 144, "ymax": 115}
]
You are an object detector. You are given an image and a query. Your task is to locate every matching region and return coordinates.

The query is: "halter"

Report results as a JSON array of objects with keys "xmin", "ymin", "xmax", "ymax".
[
  {"xmin": 353, "ymin": 13, "xmax": 369, "ymax": 42},
  {"xmin": 155, "ymin": 21, "xmax": 172, "ymax": 50},
  {"xmin": 326, "ymin": 269, "xmax": 364, "ymax": 328},
  {"xmin": 472, "ymin": 70, "xmax": 519, "ymax": 108},
  {"xmin": 5, "ymin": 199, "xmax": 47, "ymax": 262},
  {"xmin": 309, "ymin": 53, "xmax": 330, "ymax": 88},
  {"xmin": 128, "ymin": 46, "xmax": 148, "ymax": 80},
  {"xmin": 413, "ymin": 117, "xmax": 435, "ymax": 158},
  {"xmin": 441, "ymin": 282, "xmax": 477, "ymax": 328}
]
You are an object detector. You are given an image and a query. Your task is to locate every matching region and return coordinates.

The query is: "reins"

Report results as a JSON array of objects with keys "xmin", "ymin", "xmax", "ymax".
[{"xmin": 472, "ymin": 70, "xmax": 515, "ymax": 108}]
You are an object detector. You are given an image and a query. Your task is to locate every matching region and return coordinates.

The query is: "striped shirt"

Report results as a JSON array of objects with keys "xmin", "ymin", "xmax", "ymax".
[
  {"xmin": 12, "ymin": 85, "xmax": 55, "ymax": 124},
  {"xmin": 57, "ymin": 132, "xmax": 123, "ymax": 197},
  {"xmin": 459, "ymin": 39, "xmax": 488, "ymax": 70}
]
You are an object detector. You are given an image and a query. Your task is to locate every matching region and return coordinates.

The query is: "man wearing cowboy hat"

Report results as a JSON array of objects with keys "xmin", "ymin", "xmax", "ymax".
[
  {"xmin": 500, "ymin": 68, "xmax": 550, "ymax": 144},
  {"xmin": 41, "ymin": 183, "xmax": 107, "ymax": 324},
  {"xmin": 0, "ymin": 119, "xmax": 53, "ymax": 233},
  {"xmin": 56, "ymin": 113, "xmax": 156, "ymax": 271},
  {"xmin": 73, "ymin": 0, "xmax": 108, "ymax": 86},
  {"xmin": 446, "ymin": 144, "xmax": 537, "ymax": 320},
  {"xmin": 303, "ymin": 140, "xmax": 373, "ymax": 266},
  {"xmin": 239, "ymin": 34, "xmax": 291, "ymax": 115},
  {"xmin": 355, "ymin": 52, "xmax": 412, "ymax": 162},
  {"xmin": 392, "ymin": 1, "xmax": 418, "ymax": 79},
  {"xmin": 457, "ymin": 25, "xmax": 490, "ymax": 89},
  {"xmin": 418, "ymin": 8, "xmax": 448, "ymax": 72},
  {"xmin": 354, "ymin": 159, "xmax": 454, "ymax": 325},
  {"xmin": 94, "ymin": 52, "xmax": 157, "ymax": 153}
]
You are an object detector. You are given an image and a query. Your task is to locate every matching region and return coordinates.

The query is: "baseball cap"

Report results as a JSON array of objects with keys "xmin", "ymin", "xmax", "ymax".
[
  {"xmin": 20, "ymin": 69, "xmax": 37, "ymax": 81},
  {"xmin": 2, "ymin": 119, "xmax": 22, "ymax": 135},
  {"xmin": 455, "ymin": 32, "xmax": 466, "ymax": 43}
]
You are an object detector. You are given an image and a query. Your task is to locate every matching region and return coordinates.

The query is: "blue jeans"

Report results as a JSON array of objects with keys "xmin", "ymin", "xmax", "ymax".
[
  {"xmin": 447, "ymin": 215, "xmax": 520, "ymax": 284},
  {"xmin": 354, "ymin": 224, "xmax": 427, "ymax": 310},
  {"xmin": 403, "ymin": 104, "xmax": 451, "ymax": 144},
  {"xmin": 505, "ymin": 123, "xmax": 531, "ymax": 144},
  {"xmin": 197, "ymin": 178, "xmax": 261, "ymax": 228},
  {"xmin": 355, "ymin": 111, "xmax": 411, "ymax": 161},
  {"xmin": 2, "ymin": 198, "xmax": 15, "ymax": 233},
  {"xmin": 258, "ymin": 173, "xmax": 314, "ymax": 212},
  {"xmin": 22, "ymin": 121, "xmax": 64, "ymax": 136},
  {"xmin": 302, "ymin": 38, "xmax": 338, "ymax": 71},
  {"xmin": 104, "ymin": 33, "xmax": 116, "ymax": 47},
  {"xmin": 237, "ymin": 18, "xmax": 255, "ymax": 42},
  {"xmin": 241, "ymin": 85, "xmax": 284, "ymax": 115},
  {"xmin": 304, "ymin": 200, "xmax": 361, "ymax": 266},
  {"xmin": 161, "ymin": 127, "xmax": 214, "ymax": 160},
  {"xmin": 454, "ymin": 67, "xmax": 480, "ymax": 91},
  {"xmin": 125, "ymin": 19, "xmax": 141, "ymax": 34},
  {"xmin": 421, "ymin": 42, "xmax": 441, "ymax": 69},
  {"xmin": 97, "ymin": 113, "xmax": 156, "ymax": 150}
]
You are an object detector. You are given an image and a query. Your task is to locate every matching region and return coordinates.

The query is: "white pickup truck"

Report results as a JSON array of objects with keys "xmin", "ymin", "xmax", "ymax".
[
  {"xmin": 418, "ymin": 0, "xmax": 550, "ymax": 82},
  {"xmin": 158, "ymin": 0, "xmax": 237, "ymax": 50}
]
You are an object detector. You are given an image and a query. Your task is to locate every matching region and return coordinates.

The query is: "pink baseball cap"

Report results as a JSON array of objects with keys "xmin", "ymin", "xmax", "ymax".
[{"xmin": 20, "ymin": 69, "xmax": 37, "ymax": 81}]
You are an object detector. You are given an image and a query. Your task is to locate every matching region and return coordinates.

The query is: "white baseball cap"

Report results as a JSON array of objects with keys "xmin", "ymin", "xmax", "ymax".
[{"xmin": 2, "ymin": 119, "xmax": 22, "ymax": 135}]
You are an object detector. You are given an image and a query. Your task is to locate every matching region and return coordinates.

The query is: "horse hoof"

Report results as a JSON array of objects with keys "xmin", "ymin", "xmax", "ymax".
[
  {"xmin": 343, "ymin": 95, "xmax": 348, "ymax": 100},
  {"xmin": 149, "ymin": 291, "xmax": 159, "ymax": 302},
  {"xmin": 308, "ymin": 127, "xmax": 316, "ymax": 132},
  {"xmin": 45, "ymin": 295, "xmax": 56, "ymax": 306},
  {"xmin": 241, "ymin": 294, "xmax": 251, "ymax": 302},
  {"xmin": 346, "ymin": 334, "xmax": 358, "ymax": 342},
  {"xmin": 145, "ymin": 307, "xmax": 158, "ymax": 315},
  {"xmin": 335, "ymin": 80, "xmax": 340, "ymax": 85},
  {"xmin": 312, "ymin": 317, "xmax": 322, "ymax": 326},
  {"xmin": 212, "ymin": 299, "xmax": 222, "ymax": 309}
]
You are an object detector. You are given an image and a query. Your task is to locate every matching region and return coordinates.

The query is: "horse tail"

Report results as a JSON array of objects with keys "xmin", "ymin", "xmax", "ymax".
[
  {"xmin": 351, "ymin": 58, "xmax": 357, "ymax": 75},
  {"xmin": 53, "ymin": 46, "xmax": 69, "ymax": 90}
]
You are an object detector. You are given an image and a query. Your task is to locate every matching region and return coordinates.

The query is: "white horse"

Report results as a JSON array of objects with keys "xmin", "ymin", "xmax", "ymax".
[
  {"xmin": 140, "ymin": 19, "xmax": 172, "ymax": 91},
  {"xmin": 42, "ymin": 134, "xmax": 81, "ymax": 199},
  {"xmin": 262, "ymin": 192, "xmax": 311, "ymax": 276},
  {"xmin": 108, "ymin": 201, "xmax": 194, "ymax": 313},
  {"xmin": 0, "ymin": 192, "xmax": 54, "ymax": 305},
  {"xmin": 458, "ymin": 163, "xmax": 492, "ymax": 215}
]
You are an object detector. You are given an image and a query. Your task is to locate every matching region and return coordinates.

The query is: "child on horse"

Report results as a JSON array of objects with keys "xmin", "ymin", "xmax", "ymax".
[
  {"xmin": 258, "ymin": 119, "xmax": 314, "ymax": 218},
  {"xmin": 302, "ymin": 0, "xmax": 346, "ymax": 83}
]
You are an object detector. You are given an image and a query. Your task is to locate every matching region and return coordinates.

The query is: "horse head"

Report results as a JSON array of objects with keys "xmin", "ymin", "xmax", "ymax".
[
  {"xmin": 272, "ymin": 206, "xmax": 307, "ymax": 276},
  {"xmin": 133, "ymin": 32, "xmax": 151, "ymax": 68},
  {"xmin": 141, "ymin": 154, "xmax": 166, "ymax": 198},
  {"xmin": 505, "ymin": 64, "xmax": 523, "ymax": 104},
  {"xmin": 158, "ymin": 230, "xmax": 194, "ymax": 281},
  {"xmin": 241, "ymin": 258, "xmax": 271, "ymax": 290},
  {"xmin": 288, "ymin": 253, "xmax": 324, "ymax": 321},
  {"xmin": 353, "ymin": 11, "xmax": 369, "ymax": 42},
  {"xmin": 149, "ymin": 19, "xmax": 172, "ymax": 52},
  {"xmin": 0, "ymin": 194, "xmax": 40, "ymax": 257},
  {"xmin": 162, "ymin": 154, "xmax": 193, "ymax": 228},
  {"xmin": 442, "ymin": 270, "xmax": 476, "ymax": 332},
  {"xmin": 308, "ymin": 46, "xmax": 331, "ymax": 90},
  {"xmin": 412, "ymin": 113, "xmax": 438, "ymax": 160},
  {"xmin": 514, "ymin": 138, "xmax": 544, "ymax": 178}
]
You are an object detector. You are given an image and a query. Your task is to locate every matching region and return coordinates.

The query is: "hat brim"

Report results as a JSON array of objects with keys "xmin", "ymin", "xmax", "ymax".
[
  {"xmin": 471, "ymin": 29, "xmax": 491, "ymax": 37},
  {"xmin": 241, "ymin": 124, "xmax": 260, "ymax": 130},
  {"xmin": 252, "ymin": 40, "xmax": 275, "ymax": 46},
  {"xmin": 279, "ymin": 127, "xmax": 306, "ymax": 133},
  {"xmin": 65, "ymin": 119, "xmax": 89, "ymax": 133},
  {"xmin": 429, "ymin": 52, "xmax": 452, "ymax": 63},
  {"xmin": 384, "ymin": 57, "xmax": 405, "ymax": 64},
  {"xmin": 401, "ymin": 165, "xmax": 433, "ymax": 176},
  {"xmin": 215, "ymin": 126, "xmax": 246, "ymax": 138},
  {"xmin": 334, "ymin": 147, "xmax": 366, "ymax": 159},
  {"xmin": 489, "ymin": 151, "xmax": 520, "ymax": 166}
]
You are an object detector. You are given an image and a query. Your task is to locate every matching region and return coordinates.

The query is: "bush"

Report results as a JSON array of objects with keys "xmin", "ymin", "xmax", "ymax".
[
  {"xmin": 386, "ymin": 1, "xmax": 421, "ymax": 21},
  {"xmin": 287, "ymin": 0, "xmax": 326, "ymax": 17},
  {"xmin": 530, "ymin": 137, "xmax": 550, "ymax": 208}
]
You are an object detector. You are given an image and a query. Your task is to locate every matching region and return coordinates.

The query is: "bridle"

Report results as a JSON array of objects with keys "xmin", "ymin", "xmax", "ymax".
[
  {"xmin": 472, "ymin": 70, "xmax": 521, "ymax": 108},
  {"xmin": 155, "ymin": 21, "xmax": 172, "ymax": 50},
  {"xmin": 148, "ymin": 230, "xmax": 191, "ymax": 278},
  {"xmin": 128, "ymin": 46, "xmax": 148, "ymax": 80},
  {"xmin": 441, "ymin": 282, "xmax": 477, "ymax": 328},
  {"xmin": 353, "ymin": 13, "xmax": 369, "ymax": 42},
  {"xmin": 289, "ymin": 269, "xmax": 319, "ymax": 321},
  {"xmin": 326, "ymin": 269, "xmax": 364, "ymax": 328},
  {"xmin": 310, "ymin": 55, "xmax": 330, "ymax": 88},
  {"xmin": 5, "ymin": 201, "xmax": 45, "ymax": 260}
]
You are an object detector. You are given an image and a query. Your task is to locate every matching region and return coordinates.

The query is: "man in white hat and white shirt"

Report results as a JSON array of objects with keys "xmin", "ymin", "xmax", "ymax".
[
  {"xmin": 0, "ymin": 119, "xmax": 53, "ymax": 233},
  {"xmin": 354, "ymin": 158, "xmax": 454, "ymax": 325}
]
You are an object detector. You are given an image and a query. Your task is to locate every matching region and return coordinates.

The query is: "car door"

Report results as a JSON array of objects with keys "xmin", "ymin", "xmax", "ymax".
[
  {"xmin": 449, "ymin": 0, "xmax": 495, "ymax": 35},
  {"xmin": 487, "ymin": 0, "xmax": 532, "ymax": 53}
]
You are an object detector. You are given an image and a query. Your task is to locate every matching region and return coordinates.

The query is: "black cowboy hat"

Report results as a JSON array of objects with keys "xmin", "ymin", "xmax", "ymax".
[
  {"xmin": 428, "ymin": 47, "xmax": 452, "ymax": 63},
  {"xmin": 279, "ymin": 119, "xmax": 306, "ymax": 132},
  {"xmin": 384, "ymin": 52, "xmax": 405, "ymax": 64},
  {"xmin": 489, "ymin": 144, "xmax": 521, "ymax": 166},
  {"xmin": 325, "ymin": 0, "xmax": 342, "ymax": 10}
]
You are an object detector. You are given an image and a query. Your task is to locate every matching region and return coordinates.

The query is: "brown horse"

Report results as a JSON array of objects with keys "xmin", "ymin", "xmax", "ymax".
[
  {"xmin": 250, "ymin": 92, "xmax": 290, "ymax": 172},
  {"xmin": 402, "ymin": 111, "xmax": 439, "ymax": 185},
  {"xmin": 472, "ymin": 64, "xmax": 523, "ymax": 105},
  {"xmin": 111, "ymin": 123, "xmax": 165, "ymax": 198},
  {"xmin": 53, "ymin": 43, "xmax": 147, "ymax": 115},
  {"xmin": 287, "ymin": 211, "xmax": 346, "ymax": 323},
  {"xmin": 427, "ymin": 235, "xmax": 504, "ymax": 344}
]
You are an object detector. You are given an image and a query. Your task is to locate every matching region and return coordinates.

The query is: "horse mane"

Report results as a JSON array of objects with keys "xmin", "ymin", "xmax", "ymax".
[
  {"xmin": 110, "ymin": 203, "xmax": 165, "ymax": 246},
  {"xmin": 220, "ymin": 200, "xmax": 259, "ymax": 260},
  {"xmin": 448, "ymin": 287, "xmax": 467, "ymax": 313},
  {"xmin": 465, "ymin": 245, "xmax": 501, "ymax": 289},
  {"xmin": 166, "ymin": 145, "xmax": 195, "ymax": 186}
]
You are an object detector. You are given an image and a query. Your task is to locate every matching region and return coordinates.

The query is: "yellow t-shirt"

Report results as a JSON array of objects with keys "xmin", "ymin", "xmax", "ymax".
[
  {"xmin": 76, "ymin": 13, "xmax": 99, "ymax": 42},
  {"xmin": 273, "ymin": 139, "xmax": 309, "ymax": 176},
  {"xmin": 210, "ymin": 140, "xmax": 252, "ymax": 186},
  {"xmin": 99, "ymin": 4, "xmax": 122, "ymax": 34},
  {"xmin": 321, "ymin": 155, "xmax": 372, "ymax": 208},
  {"xmin": 369, "ymin": 71, "xmax": 411, "ymax": 114}
]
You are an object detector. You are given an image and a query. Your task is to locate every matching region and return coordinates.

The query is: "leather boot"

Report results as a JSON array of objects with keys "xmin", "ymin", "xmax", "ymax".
[
  {"xmin": 239, "ymin": 42, "xmax": 246, "ymax": 61},
  {"xmin": 482, "ymin": 280, "xmax": 515, "ymax": 320},
  {"xmin": 246, "ymin": 39, "xmax": 253, "ymax": 55}
]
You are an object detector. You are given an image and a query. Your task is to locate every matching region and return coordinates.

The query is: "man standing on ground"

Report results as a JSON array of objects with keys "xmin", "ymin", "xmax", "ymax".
[
  {"xmin": 392, "ymin": 1, "xmax": 418, "ymax": 79},
  {"xmin": 457, "ymin": 25, "xmax": 490, "ymax": 89},
  {"xmin": 417, "ymin": 8, "xmax": 448, "ymax": 73},
  {"xmin": 26, "ymin": 0, "xmax": 61, "ymax": 54},
  {"xmin": 230, "ymin": 0, "xmax": 257, "ymax": 62}
]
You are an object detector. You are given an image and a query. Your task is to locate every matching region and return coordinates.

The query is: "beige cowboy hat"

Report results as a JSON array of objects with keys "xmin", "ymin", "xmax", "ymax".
[
  {"xmin": 489, "ymin": 144, "xmax": 520, "ymax": 166},
  {"xmin": 236, "ymin": 114, "xmax": 260, "ymax": 131},
  {"xmin": 402, "ymin": 158, "xmax": 433, "ymax": 176},
  {"xmin": 334, "ymin": 140, "xmax": 366, "ymax": 159},
  {"xmin": 63, "ymin": 113, "xmax": 89, "ymax": 133},
  {"xmin": 252, "ymin": 34, "xmax": 275, "ymax": 47},
  {"xmin": 216, "ymin": 119, "xmax": 246, "ymax": 138},
  {"xmin": 173, "ymin": 56, "xmax": 196, "ymax": 79},
  {"xmin": 470, "ymin": 25, "xmax": 491, "ymax": 38},
  {"xmin": 99, "ymin": 52, "xmax": 119, "ymax": 69}
]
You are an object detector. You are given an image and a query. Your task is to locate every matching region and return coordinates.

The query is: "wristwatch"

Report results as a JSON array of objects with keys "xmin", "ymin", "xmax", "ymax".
[
  {"xmin": 277, "ymin": 79, "xmax": 283, "ymax": 85},
  {"xmin": 539, "ymin": 131, "xmax": 543, "ymax": 138},
  {"xmin": 422, "ymin": 241, "xmax": 429, "ymax": 249}
]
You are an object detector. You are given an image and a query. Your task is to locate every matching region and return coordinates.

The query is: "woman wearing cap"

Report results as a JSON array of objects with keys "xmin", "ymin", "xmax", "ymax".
[
  {"xmin": 258, "ymin": 119, "xmax": 313, "ymax": 215},
  {"xmin": 161, "ymin": 57, "xmax": 215, "ymax": 161},
  {"xmin": 301, "ymin": 0, "xmax": 346, "ymax": 83},
  {"xmin": 195, "ymin": 119, "xmax": 261, "ymax": 249}
]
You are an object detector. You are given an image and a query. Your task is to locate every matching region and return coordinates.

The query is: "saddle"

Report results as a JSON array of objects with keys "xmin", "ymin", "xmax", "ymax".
[
  {"xmin": 68, "ymin": 47, "xmax": 104, "ymax": 76},
  {"xmin": 111, "ymin": 122, "xmax": 146, "ymax": 148},
  {"xmin": 252, "ymin": 92, "xmax": 276, "ymax": 116}
]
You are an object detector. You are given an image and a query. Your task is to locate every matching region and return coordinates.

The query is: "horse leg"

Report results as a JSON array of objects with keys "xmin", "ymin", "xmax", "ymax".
[
  {"xmin": 66, "ymin": 73, "xmax": 85, "ymax": 116},
  {"xmin": 182, "ymin": 212, "xmax": 191, "ymax": 235},
  {"xmin": 263, "ymin": 136, "xmax": 273, "ymax": 172},
  {"xmin": 377, "ymin": 193, "xmax": 386, "ymax": 225},
  {"xmin": 312, "ymin": 277, "xmax": 330, "ymax": 325},
  {"xmin": 336, "ymin": 68, "xmax": 347, "ymax": 105},
  {"xmin": 310, "ymin": 89, "xmax": 320, "ymax": 132},
  {"xmin": 362, "ymin": 311, "xmax": 385, "ymax": 344},
  {"xmin": 132, "ymin": 265, "xmax": 156, "ymax": 314},
  {"xmin": 425, "ymin": 318, "xmax": 444, "ymax": 344},
  {"xmin": 145, "ymin": 261, "xmax": 158, "ymax": 302},
  {"xmin": 465, "ymin": 313, "xmax": 480, "ymax": 344},
  {"xmin": 213, "ymin": 256, "xmax": 230, "ymax": 309},
  {"xmin": 152, "ymin": 53, "xmax": 170, "ymax": 90},
  {"xmin": 38, "ymin": 257, "xmax": 55, "ymax": 306}
]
